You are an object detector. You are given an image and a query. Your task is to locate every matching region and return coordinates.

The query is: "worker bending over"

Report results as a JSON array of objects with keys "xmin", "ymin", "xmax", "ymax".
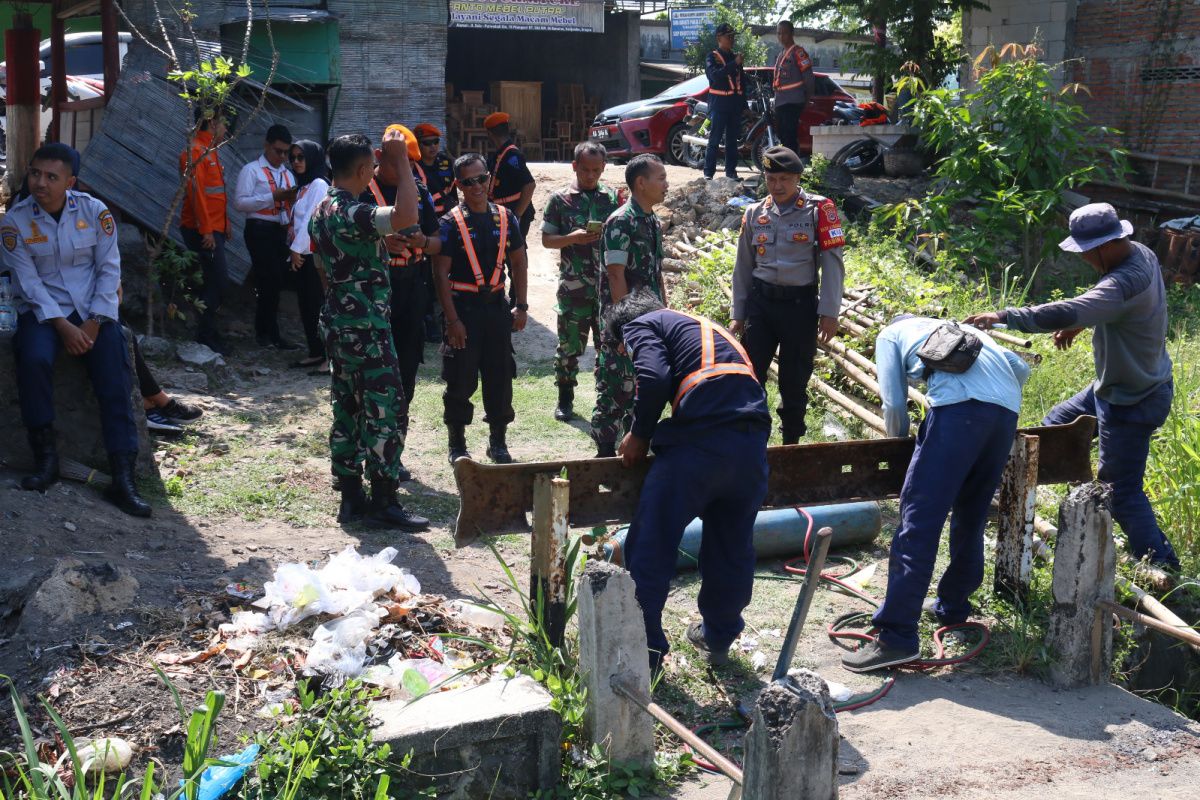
[{"xmin": 606, "ymin": 289, "xmax": 770, "ymax": 675}]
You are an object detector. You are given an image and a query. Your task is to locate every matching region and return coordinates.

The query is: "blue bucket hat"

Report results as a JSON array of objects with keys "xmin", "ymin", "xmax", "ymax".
[{"xmin": 1059, "ymin": 203, "xmax": 1133, "ymax": 253}]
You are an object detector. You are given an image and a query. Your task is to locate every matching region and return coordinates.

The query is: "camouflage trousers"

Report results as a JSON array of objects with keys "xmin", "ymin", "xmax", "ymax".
[
  {"xmin": 554, "ymin": 293, "xmax": 600, "ymax": 388},
  {"xmin": 591, "ymin": 339, "xmax": 635, "ymax": 449},
  {"xmin": 327, "ymin": 328, "xmax": 408, "ymax": 483}
]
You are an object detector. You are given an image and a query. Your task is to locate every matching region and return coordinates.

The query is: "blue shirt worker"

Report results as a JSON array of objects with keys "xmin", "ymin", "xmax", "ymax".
[
  {"xmin": 843, "ymin": 316, "xmax": 1030, "ymax": 672},
  {"xmin": 731, "ymin": 145, "xmax": 844, "ymax": 443},
  {"xmin": 1, "ymin": 143, "xmax": 150, "ymax": 517},
  {"xmin": 965, "ymin": 203, "xmax": 1179, "ymax": 570},
  {"xmin": 704, "ymin": 23, "xmax": 746, "ymax": 180},
  {"xmin": 605, "ymin": 289, "xmax": 771, "ymax": 674}
]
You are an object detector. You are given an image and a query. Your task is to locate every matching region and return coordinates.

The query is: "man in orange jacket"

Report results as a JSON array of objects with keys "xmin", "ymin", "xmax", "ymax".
[{"xmin": 179, "ymin": 106, "xmax": 232, "ymax": 355}]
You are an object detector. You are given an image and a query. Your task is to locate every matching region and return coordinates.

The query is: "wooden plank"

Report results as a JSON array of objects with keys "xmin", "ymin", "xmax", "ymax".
[
  {"xmin": 994, "ymin": 434, "xmax": 1039, "ymax": 602},
  {"xmin": 530, "ymin": 474, "xmax": 570, "ymax": 647}
]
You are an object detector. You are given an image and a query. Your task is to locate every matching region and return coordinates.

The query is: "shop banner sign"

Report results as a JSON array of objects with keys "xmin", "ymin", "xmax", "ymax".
[{"xmin": 450, "ymin": 0, "xmax": 605, "ymax": 32}]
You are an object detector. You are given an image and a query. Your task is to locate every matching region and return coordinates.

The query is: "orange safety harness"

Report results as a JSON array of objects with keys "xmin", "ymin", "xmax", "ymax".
[
  {"xmin": 671, "ymin": 310, "xmax": 757, "ymax": 411},
  {"xmin": 368, "ymin": 179, "xmax": 420, "ymax": 267},
  {"xmin": 773, "ymin": 45, "xmax": 812, "ymax": 91},
  {"xmin": 416, "ymin": 161, "xmax": 456, "ymax": 213},
  {"xmin": 709, "ymin": 50, "xmax": 743, "ymax": 96},
  {"xmin": 448, "ymin": 204, "xmax": 508, "ymax": 293},
  {"xmin": 255, "ymin": 166, "xmax": 293, "ymax": 219},
  {"xmin": 488, "ymin": 144, "xmax": 522, "ymax": 205}
]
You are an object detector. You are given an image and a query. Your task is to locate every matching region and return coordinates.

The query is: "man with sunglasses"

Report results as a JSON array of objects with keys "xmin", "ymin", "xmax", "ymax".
[
  {"xmin": 414, "ymin": 123, "xmax": 458, "ymax": 215},
  {"xmin": 233, "ymin": 123, "xmax": 299, "ymax": 350},
  {"xmin": 433, "ymin": 153, "xmax": 529, "ymax": 465}
]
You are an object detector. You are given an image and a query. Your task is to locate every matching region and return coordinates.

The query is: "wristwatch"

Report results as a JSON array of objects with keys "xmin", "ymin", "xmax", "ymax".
[
  {"xmin": 515, "ymin": 303, "xmax": 529, "ymax": 312},
  {"xmin": 88, "ymin": 313, "xmax": 115, "ymax": 326}
]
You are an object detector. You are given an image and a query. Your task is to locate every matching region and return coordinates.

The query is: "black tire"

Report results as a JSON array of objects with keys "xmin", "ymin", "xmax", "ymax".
[
  {"xmin": 666, "ymin": 124, "xmax": 688, "ymax": 166},
  {"xmin": 832, "ymin": 138, "xmax": 885, "ymax": 175},
  {"xmin": 683, "ymin": 139, "xmax": 705, "ymax": 169}
]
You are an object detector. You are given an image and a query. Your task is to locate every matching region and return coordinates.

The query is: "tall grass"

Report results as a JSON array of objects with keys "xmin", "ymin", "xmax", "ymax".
[{"xmin": 1145, "ymin": 338, "xmax": 1200, "ymax": 576}]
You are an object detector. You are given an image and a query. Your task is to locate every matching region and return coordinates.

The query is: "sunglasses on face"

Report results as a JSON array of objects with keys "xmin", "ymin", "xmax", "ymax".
[
  {"xmin": 420, "ymin": 138, "xmax": 440, "ymax": 147},
  {"xmin": 289, "ymin": 152, "xmax": 305, "ymax": 162},
  {"xmin": 459, "ymin": 173, "xmax": 490, "ymax": 188}
]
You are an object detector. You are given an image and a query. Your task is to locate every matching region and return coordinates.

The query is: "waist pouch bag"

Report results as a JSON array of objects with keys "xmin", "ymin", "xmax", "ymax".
[{"xmin": 916, "ymin": 321, "xmax": 982, "ymax": 379}]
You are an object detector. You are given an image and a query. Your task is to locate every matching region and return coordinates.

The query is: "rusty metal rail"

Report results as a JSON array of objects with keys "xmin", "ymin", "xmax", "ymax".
[
  {"xmin": 1096, "ymin": 600, "xmax": 1200, "ymax": 649},
  {"xmin": 451, "ymin": 415, "xmax": 1096, "ymax": 544}
]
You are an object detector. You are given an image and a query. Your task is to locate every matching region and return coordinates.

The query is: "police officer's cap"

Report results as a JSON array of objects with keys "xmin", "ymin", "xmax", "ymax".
[
  {"xmin": 761, "ymin": 145, "xmax": 803, "ymax": 174},
  {"xmin": 714, "ymin": 23, "xmax": 736, "ymax": 36}
]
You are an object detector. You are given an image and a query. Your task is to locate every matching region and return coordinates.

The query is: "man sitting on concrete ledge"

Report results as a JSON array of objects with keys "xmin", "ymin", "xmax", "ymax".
[{"xmin": 1, "ymin": 143, "xmax": 150, "ymax": 517}]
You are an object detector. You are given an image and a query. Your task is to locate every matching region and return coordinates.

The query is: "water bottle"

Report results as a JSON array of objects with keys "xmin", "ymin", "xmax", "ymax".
[{"xmin": 0, "ymin": 275, "xmax": 17, "ymax": 334}]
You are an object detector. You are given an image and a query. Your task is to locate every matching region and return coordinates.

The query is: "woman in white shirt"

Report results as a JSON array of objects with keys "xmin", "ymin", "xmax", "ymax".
[{"xmin": 287, "ymin": 139, "xmax": 330, "ymax": 369}]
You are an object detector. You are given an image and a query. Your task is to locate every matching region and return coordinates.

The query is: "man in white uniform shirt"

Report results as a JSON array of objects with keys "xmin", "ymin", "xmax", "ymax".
[{"xmin": 233, "ymin": 123, "xmax": 298, "ymax": 349}]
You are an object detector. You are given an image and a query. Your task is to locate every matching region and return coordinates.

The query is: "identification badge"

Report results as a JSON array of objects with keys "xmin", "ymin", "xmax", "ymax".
[
  {"xmin": 792, "ymin": 232, "xmax": 809, "ymax": 243},
  {"xmin": 756, "ymin": 233, "xmax": 768, "ymax": 244},
  {"xmin": 25, "ymin": 221, "xmax": 48, "ymax": 245},
  {"xmin": 756, "ymin": 245, "xmax": 766, "ymax": 256},
  {"xmin": 76, "ymin": 219, "xmax": 90, "ymax": 230}
]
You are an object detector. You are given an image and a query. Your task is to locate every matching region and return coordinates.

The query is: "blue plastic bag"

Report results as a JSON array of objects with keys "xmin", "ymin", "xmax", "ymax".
[{"xmin": 187, "ymin": 743, "xmax": 260, "ymax": 800}]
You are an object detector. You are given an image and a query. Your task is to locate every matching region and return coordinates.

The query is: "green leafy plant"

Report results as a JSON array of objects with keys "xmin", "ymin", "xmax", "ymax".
[
  {"xmin": 239, "ymin": 680, "xmax": 394, "ymax": 800},
  {"xmin": 149, "ymin": 238, "xmax": 204, "ymax": 332},
  {"xmin": 876, "ymin": 43, "xmax": 1127, "ymax": 277}
]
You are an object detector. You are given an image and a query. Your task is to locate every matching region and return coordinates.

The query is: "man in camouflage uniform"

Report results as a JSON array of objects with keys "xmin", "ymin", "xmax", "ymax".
[
  {"xmin": 592, "ymin": 154, "xmax": 669, "ymax": 457},
  {"xmin": 542, "ymin": 141, "xmax": 620, "ymax": 422},
  {"xmin": 308, "ymin": 132, "xmax": 429, "ymax": 531}
]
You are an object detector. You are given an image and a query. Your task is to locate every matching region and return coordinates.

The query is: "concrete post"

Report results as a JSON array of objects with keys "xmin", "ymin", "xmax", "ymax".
[
  {"xmin": 530, "ymin": 473, "xmax": 569, "ymax": 647},
  {"xmin": 576, "ymin": 561, "xmax": 654, "ymax": 770},
  {"xmin": 742, "ymin": 672, "xmax": 839, "ymax": 800},
  {"xmin": 4, "ymin": 17, "xmax": 42, "ymax": 199},
  {"xmin": 994, "ymin": 433, "xmax": 1040, "ymax": 602},
  {"xmin": 1046, "ymin": 482, "xmax": 1115, "ymax": 688}
]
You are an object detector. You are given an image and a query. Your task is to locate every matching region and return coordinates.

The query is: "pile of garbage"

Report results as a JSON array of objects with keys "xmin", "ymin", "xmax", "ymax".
[{"xmin": 168, "ymin": 547, "xmax": 508, "ymax": 703}]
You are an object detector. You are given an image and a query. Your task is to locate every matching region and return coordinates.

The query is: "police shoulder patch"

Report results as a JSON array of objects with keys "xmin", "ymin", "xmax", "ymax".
[
  {"xmin": 1, "ymin": 226, "xmax": 17, "ymax": 252},
  {"xmin": 99, "ymin": 209, "xmax": 115, "ymax": 236}
]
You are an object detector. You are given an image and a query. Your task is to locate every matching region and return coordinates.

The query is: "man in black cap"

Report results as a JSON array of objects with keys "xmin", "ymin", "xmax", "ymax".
[
  {"xmin": 729, "ymin": 145, "xmax": 844, "ymax": 443},
  {"xmin": 966, "ymin": 203, "xmax": 1179, "ymax": 570},
  {"xmin": 704, "ymin": 23, "xmax": 746, "ymax": 181}
]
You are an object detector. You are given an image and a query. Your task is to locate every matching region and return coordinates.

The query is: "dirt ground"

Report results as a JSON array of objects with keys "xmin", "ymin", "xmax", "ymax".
[{"xmin": 3, "ymin": 162, "xmax": 1199, "ymax": 798}]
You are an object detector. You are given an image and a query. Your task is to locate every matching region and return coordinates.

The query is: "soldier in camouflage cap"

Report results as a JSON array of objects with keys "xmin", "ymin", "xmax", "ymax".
[
  {"xmin": 308, "ymin": 131, "xmax": 429, "ymax": 531},
  {"xmin": 541, "ymin": 141, "xmax": 621, "ymax": 422},
  {"xmin": 591, "ymin": 154, "xmax": 668, "ymax": 457}
]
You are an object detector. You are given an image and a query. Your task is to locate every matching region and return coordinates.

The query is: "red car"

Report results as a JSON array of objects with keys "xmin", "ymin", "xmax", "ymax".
[{"xmin": 588, "ymin": 67, "xmax": 855, "ymax": 164}]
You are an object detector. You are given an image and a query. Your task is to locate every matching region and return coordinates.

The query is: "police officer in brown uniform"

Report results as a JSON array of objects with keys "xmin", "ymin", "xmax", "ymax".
[
  {"xmin": 730, "ymin": 146, "xmax": 844, "ymax": 443},
  {"xmin": 773, "ymin": 21, "xmax": 816, "ymax": 156}
]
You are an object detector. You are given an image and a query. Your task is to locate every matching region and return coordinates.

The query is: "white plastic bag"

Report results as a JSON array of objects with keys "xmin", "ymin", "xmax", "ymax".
[
  {"xmin": 255, "ymin": 562, "xmax": 333, "ymax": 629},
  {"xmin": 450, "ymin": 600, "xmax": 506, "ymax": 630},
  {"xmin": 303, "ymin": 609, "xmax": 383, "ymax": 679},
  {"xmin": 72, "ymin": 738, "xmax": 133, "ymax": 774}
]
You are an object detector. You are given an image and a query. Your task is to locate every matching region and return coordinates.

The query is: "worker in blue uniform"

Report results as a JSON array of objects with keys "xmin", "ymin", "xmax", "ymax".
[
  {"xmin": 1, "ymin": 142, "xmax": 150, "ymax": 517},
  {"xmin": 604, "ymin": 288, "xmax": 771, "ymax": 674}
]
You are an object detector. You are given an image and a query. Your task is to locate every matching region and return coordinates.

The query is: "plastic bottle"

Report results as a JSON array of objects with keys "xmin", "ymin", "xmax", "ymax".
[{"xmin": 0, "ymin": 275, "xmax": 16, "ymax": 334}]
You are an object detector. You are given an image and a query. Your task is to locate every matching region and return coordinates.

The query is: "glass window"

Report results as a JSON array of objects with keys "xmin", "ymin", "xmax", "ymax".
[{"xmin": 65, "ymin": 44, "xmax": 105, "ymax": 77}]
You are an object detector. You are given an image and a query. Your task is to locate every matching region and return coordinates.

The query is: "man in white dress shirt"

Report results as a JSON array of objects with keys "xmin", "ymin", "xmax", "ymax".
[{"xmin": 233, "ymin": 123, "xmax": 299, "ymax": 349}]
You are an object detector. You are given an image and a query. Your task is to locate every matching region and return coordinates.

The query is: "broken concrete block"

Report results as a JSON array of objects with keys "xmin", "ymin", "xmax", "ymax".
[
  {"xmin": 18, "ymin": 559, "xmax": 140, "ymax": 637},
  {"xmin": 176, "ymin": 341, "xmax": 225, "ymax": 368},
  {"xmin": 742, "ymin": 672, "xmax": 839, "ymax": 800},
  {"xmin": 372, "ymin": 675, "xmax": 560, "ymax": 799}
]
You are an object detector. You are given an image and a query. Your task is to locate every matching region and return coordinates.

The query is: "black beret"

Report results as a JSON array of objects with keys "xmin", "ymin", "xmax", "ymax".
[
  {"xmin": 714, "ymin": 23, "xmax": 736, "ymax": 36},
  {"xmin": 761, "ymin": 145, "xmax": 804, "ymax": 174}
]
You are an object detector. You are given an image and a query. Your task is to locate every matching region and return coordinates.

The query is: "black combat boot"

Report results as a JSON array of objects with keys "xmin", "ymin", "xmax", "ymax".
[
  {"xmin": 105, "ymin": 452, "xmax": 152, "ymax": 518},
  {"xmin": 448, "ymin": 424, "xmax": 470, "ymax": 464},
  {"xmin": 21, "ymin": 425, "xmax": 60, "ymax": 492},
  {"xmin": 395, "ymin": 415, "xmax": 412, "ymax": 483},
  {"xmin": 335, "ymin": 475, "xmax": 368, "ymax": 523},
  {"xmin": 553, "ymin": 384, "xmax": 574, "ymax": 422},
  {"xmin": 595, "ymin": 442, "xmax": 617, "ymax": 459},
  {"xmin": 486, "ymin": 424, "xmax": 513, "ymax": 464},
  {"xmin": 366, "ymin": 477, "xmax": 430, "ymax": 531}
]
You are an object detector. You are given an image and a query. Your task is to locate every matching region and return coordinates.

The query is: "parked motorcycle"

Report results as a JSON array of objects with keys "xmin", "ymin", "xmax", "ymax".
[{"xmin": 680, "ymin": 71, "xmax": 779, "ymax": 172}]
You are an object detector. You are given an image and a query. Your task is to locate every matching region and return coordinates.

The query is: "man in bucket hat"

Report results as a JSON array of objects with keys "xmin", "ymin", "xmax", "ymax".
[{"xmin": 966, "ymin": 203, "xmax": 1179, "ymax": 570}]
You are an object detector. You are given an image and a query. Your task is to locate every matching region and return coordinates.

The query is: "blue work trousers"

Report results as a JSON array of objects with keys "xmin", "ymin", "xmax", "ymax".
[
  {"xmin": 704, "ymin": 108, "xmax": 742, "ymax": 179},
  {"xmin": 873, "ymin": 401, "xmax": 1017, "ymax": 652},
  {"xmin": 624, "ymin": 424, "xmax": 769, "ymax": 662},
  {"xmin": 1042, "ymin": 382, "xmax": 1178, "ymax": 567},
  {"xmin": 12, "ymin": 311, "xmax": 138, "ymax": 456}
]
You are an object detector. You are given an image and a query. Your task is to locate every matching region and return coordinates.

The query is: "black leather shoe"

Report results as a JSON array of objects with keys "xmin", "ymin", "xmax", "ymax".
[
  {"xmin": 21, "ymin": 426, "xmax": 59, "ymax": 492},
  {"xmin": 553, "ymin": 385, "xmax": 574, "ymax": 422},
  {"xmin": 485, "ymin": 425, "xmax": 513, "ymax": 464},
  {"xmin": 336, "ymin": 475, "xmax": 368, "ymax": 523},
  {"xmin": 595, "ymin": 442, "xmax": 617, "ymax": 459},
  {"xmin": 448, "ymin": 424, "xmax": 470, "ymax": 464},
  {"xmin": 366, "ymin": 478, "xmax": 430, "ymax": 531},
  {"xmin": 104, "ymin": 452, "xmax": 152, "ymax": 518}
]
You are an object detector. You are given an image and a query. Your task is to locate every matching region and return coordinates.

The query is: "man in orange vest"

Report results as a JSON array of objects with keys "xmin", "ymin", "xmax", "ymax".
[
  {"xmin": 483, "ymin": 112, "xmax": 537, "ymax": 237},
  {"xmin": 704, "ymin": 23, "xmax": 746, "ymax": 181},
  {"xmin": 433, "ymin": 152, "xmax": 530, "ymax": 464},
  {"xmin": 604, "ymin": 288, "xmax": 771, "ymax": 675},
  {"xmin": 179, "ymin": 105, "xmax": 232, "ymax": 355},
  {"xmin": 233, "ymin": 123, "xmax": 299, "ymax": 349},
  {"xmin": 773, "ymin": 20, "xmax": 816, "ymax": 156}
]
